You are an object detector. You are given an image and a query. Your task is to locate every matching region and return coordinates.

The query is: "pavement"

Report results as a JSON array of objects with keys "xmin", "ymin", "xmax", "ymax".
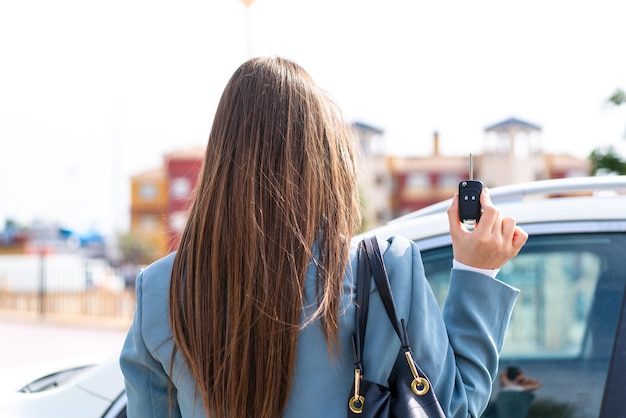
[{"xmin": 0, "ymin": 318, "xmax": 129, "ymax": 371}]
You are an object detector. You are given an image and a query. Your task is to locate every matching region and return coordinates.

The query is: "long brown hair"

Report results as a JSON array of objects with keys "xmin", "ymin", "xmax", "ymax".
[{"xmin": 169, "ymin": 57, "xmax": 361, "ymax": 418}]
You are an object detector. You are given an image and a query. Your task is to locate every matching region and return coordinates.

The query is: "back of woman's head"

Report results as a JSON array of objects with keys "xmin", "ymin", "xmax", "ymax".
[{"xmin": 169, "ymin": 56, "xmax": 361, "ymax": 418}]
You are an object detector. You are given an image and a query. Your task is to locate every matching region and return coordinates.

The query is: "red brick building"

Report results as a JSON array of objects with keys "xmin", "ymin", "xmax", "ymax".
[{"xmin": 163, "ymin": 147, "xmax": 205, "ymax": 249}]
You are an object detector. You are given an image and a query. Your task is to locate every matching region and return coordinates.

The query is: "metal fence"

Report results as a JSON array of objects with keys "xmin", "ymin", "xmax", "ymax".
[{"xmin": 0, "ymin": 254, "xmax": 135, "ymax": 327}]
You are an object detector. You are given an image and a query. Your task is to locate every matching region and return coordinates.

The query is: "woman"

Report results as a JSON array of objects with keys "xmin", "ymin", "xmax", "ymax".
[{"xmin": 120, "ymin": 56, "xmax": 527, "ymax": 418}]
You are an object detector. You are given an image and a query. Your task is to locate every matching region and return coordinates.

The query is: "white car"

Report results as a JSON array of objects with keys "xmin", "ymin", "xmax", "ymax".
[
  {"xmin": 0, "ymin": 355, "xmax": 126, "ymax": 418},
  {"xmin": 360, "ymin": 175, "xmax": 626, "ymax": 418}
]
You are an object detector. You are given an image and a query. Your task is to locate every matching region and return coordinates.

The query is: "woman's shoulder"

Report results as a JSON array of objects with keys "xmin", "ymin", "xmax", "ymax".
[
  {"xmin": 352, "ymin": 233, "xmax": 415, "ymax": 251},
  {"xmin": 350, "ymin": 234, "xmax": 424, "ymax": 300},
  {"xmin": 354, "ymin": 234, "xmax": 420, "ymax": 267},
  {"xmin": 382, "ymin": 234, "xmax": 416, "ymax": 254},
  {"xmin": 137, "ymin": 252, "xmax": 177, "ymax": 292},
  {"xmin": 134, "ymin": 252, "xmax": 177, "ymax": 353}
]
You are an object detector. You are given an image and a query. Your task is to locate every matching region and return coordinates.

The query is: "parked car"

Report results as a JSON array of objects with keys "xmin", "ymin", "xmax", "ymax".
[
  {"xmin": 0, "ymin": 355, "xmax": 126, "ymax": 418},
  {"xmin": 360, "ymin": 175, "xmax": 626, "ymax": 418},
  {"xmin": 3, "ymin": 175, "xmax": 624, "ymax": 417}
]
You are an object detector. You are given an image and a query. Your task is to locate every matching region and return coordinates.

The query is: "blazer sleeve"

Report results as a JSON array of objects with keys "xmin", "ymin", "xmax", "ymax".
[
  {"xmin": 383, "ymin": 236, "xmax": 519, "ymax": 418},
  {"xmin": 441, "ymin": 268, "xmax": 519, "ymax": 417},
  {"xmin": 119, "ymin": 271, "xmax": 182, "ymax": 418}
]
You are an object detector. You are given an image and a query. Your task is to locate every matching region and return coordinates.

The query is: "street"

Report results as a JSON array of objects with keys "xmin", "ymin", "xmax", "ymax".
[{"xmin": 0, "ymin": 319, "xmax": 128, "ymax": 375}]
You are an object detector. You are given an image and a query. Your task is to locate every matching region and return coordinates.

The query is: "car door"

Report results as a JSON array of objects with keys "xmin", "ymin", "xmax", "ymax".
[
  {"xmin": 419, "ymin": 225, "xmax": 626, "ymax": 418},
  {"xmin": 598, "ymin": 279, "xmax": 626, "ymax": 417}
]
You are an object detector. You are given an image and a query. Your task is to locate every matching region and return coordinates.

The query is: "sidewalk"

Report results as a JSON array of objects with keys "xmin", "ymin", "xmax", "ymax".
[{"xmin": 0, "ymin": 318, "xmax": 129, "ymax": 370}]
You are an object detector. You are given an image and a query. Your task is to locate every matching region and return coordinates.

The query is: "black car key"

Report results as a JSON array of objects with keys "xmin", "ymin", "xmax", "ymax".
[{"xmin": 458, "ymin": 154, "xmax": 483, "ymax": 225}]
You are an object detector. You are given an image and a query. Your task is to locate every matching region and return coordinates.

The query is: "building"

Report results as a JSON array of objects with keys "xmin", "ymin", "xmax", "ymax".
[
  {"xmin": 353, "ymin": 121, "xmax": 392, "ymax": 229},
  {"xmin": 480, "ymin": 117, "xmax": 590, "ymax": 185},
  {"xmin": 0, "ymin": 220, "xmax": 107, "ymax": 258},
  {"xmin": 163, "ymin": 147, "xmax": 205, "ymax": 249},
  {"xmin": 388, "ymin": 117, "xmax": 592, "ymax": 217},
  {"xmin": 129, "ymin": 168, "xmax": 169, "ymax": 257},
  {"xmin": 129, "ymin": 147, "xmax": 204, "ymax": 260},
  {"xmin": 388, "ymin": 131, "xmax": 467, "ymax": 215}
]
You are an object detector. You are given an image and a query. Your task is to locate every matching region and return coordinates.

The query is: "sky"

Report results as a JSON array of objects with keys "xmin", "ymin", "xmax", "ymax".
[{"xmin": 1, "ymin": 0, "xmax": 625, "ymax": 236}]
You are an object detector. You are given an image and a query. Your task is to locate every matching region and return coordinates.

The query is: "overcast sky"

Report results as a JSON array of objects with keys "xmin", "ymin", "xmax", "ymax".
[{"xmin": 1, "ymin": 0, "xmax": 625, "ymax": 236}]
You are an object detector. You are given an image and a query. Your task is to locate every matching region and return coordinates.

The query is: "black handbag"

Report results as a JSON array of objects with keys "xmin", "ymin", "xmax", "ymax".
[{"xmin": 348, "ymin": 236, "xmax": 446, "ymax": 418}]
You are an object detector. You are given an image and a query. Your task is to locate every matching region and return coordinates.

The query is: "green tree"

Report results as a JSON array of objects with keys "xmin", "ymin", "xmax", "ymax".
[
  {"xmin": 608, "ymin": 88, "xmax": 626, "ymax": 106},
  {"xmin": 588, "ymin": 89, "xmax": 626, "ymax": 175},
  {"xmin": 116, "ymin": 231, "xmax": 158, "ymax": 265},
  {"xmin": 589, "ymin": 146, "xmax": 626, "ymax": 175}
]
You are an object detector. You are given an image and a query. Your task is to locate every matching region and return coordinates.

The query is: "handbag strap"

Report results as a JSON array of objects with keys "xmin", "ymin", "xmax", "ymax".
[
  {"xmin": 353, "ymin": 239, "xmax": 372, "ymax": 373},
  {"xmin": 353, "ymin": 236, "xmax": 411, "ymax": 374},
  {"xmin": 362, "ymin": 236, "xmax": 411, "ymax": 349}
]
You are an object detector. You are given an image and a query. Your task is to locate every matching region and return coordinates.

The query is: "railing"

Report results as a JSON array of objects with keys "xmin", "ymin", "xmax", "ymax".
[
  {"xmin": 390, "ymin": 175, "xmax": 626, "ymax": 223},
  {"xmin": 0, "ymin": 254, "xmax": 136, "ymax": 328}
]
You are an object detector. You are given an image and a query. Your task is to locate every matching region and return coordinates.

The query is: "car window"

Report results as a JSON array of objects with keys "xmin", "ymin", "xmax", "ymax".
[
  {"xmin": 18, "ymin": 366, "xmax": 92, "ymax": 393},
  {"xmin": 421, "ymin": 232, "xmax": 626, "ymax": 418}
]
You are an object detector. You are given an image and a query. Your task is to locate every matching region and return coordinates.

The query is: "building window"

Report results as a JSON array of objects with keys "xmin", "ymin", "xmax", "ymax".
[
  {"xmin": 405, "ymin": 173, "xmax": 429, "ymax": 192},
  {"xmin": 169, "ymin": 211, "xmax": 188, "ymax": 233},
  {"xmin": 170, "ymin": 177, "xmax": 191, "ymax": 200},
  {"xmin": 139, "ymin": 182, "xmax": 157, "ymax": 200},
  {"xmin": 437, "ymin": 173, "xmax": 461, "ymax": 189}
]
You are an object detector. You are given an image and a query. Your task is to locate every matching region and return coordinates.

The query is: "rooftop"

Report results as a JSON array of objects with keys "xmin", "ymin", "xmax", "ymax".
[{"xmin": 484, "ymin": 117, "xmax": 542, "ymax": 133}]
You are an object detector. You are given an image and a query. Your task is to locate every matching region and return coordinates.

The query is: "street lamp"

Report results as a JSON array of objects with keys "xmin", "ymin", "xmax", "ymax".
[{"xmin": 240, "ymin": 0, "xmax": 256, "ymax": 58}]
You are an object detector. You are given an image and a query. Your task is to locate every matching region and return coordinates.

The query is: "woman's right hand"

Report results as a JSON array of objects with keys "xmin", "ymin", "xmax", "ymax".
[{"xmin": 447, "ymin": 188, "xmax": 528, "ymax": 270}]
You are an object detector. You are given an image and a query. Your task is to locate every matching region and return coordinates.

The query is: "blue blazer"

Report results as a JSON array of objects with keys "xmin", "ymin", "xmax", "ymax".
[{"xmin": 120, "ymin": 235, "xmax": 519, "ymax": 418}]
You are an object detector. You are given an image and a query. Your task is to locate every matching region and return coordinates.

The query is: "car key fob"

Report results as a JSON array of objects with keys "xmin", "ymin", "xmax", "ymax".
[
  {"xmin": 458, "ymin": 153, "xmax": 483, "ymax": 225},
  {"xmin": 458, "ymin": 180, "xmax": 483, "ymax": 223}
]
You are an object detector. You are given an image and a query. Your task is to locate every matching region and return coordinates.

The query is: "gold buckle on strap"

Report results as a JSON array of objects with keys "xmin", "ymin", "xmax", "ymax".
[{"xmin": 405, "ymin": 350, "xmax": 430, "ymax": 396}]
